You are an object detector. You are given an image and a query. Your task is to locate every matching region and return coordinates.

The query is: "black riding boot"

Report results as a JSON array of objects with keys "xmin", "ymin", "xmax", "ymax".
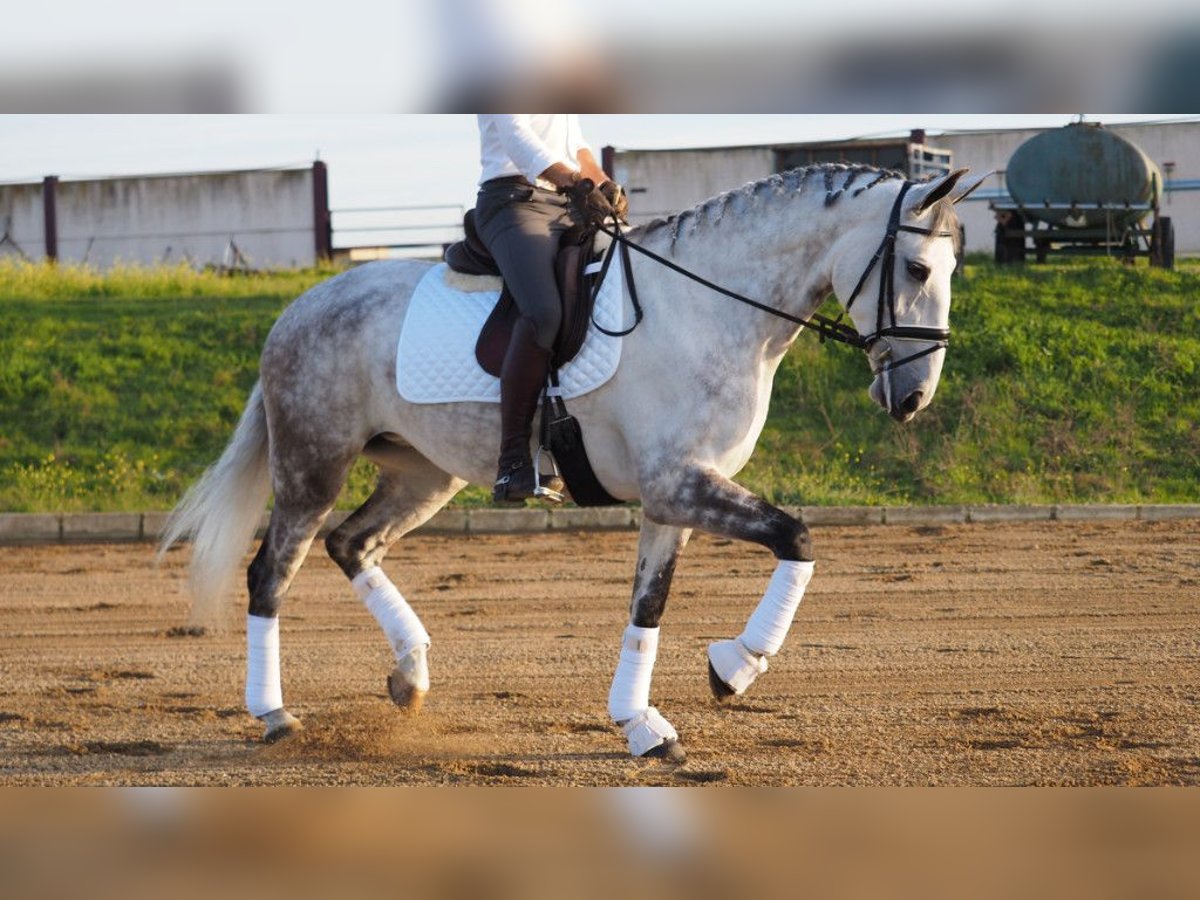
[{"xmin": 493, "ymin": 318, "xmax": 563, "ymax": 504}]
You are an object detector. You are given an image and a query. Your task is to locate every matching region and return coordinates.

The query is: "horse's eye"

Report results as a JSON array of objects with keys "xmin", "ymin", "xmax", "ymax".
[{"xmin": 906, "ymin": 260, "xmax": 931, "ymax": 282}]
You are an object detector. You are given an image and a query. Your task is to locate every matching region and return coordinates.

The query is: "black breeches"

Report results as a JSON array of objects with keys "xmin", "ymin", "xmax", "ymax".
[{"xmin": 474, "ymin": 182, "xmax": 578, "ymax": 351}]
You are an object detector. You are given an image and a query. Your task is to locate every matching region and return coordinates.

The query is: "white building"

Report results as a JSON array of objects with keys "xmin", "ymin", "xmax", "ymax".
[{"xmin": 606, "ymin": 119, "xmax": 1200, "ymax": 257}]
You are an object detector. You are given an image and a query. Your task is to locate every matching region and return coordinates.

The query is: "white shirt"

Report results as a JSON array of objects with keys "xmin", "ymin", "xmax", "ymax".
[{"xmin": 477, "ymin": 114, "xmax": 591, "ymax": 187}]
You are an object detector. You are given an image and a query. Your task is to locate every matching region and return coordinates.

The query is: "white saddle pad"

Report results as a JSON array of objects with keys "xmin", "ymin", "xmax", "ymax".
[{"xmin": 396, "ymin": 261, "xmax": 626, "ymax": 404}]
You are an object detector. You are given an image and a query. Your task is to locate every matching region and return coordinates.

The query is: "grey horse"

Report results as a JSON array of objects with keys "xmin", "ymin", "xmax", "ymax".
[{"xmin": 162, "ymin": 164, "xmax": 982, "ymax": 761}]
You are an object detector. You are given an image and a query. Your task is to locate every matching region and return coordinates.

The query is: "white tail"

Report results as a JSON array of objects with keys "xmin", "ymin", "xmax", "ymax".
[{"xmin": 158, "ymin": 382, "xmax": 271, "ymax": 627}]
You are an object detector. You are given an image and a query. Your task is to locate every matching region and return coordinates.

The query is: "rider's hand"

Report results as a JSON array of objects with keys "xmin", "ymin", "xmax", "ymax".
[
  {"xmin": 598, "ymin": 180, "xmax": 629, "ymax": 223},
  {"xmin": 563, "ymin": 176, "xmax": 616, "ymax": 227}
]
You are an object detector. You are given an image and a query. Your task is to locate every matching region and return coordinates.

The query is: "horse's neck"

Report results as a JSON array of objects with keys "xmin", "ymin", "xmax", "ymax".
[{"xmin": 635, "ymin": 186, "xmax": 874, "ymax": 359}]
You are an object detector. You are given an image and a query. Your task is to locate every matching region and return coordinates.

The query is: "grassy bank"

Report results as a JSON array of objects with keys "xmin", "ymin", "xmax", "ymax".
[{"xmin": 1, "ymin": 257, "xmax": 1197, "ymax": 512}]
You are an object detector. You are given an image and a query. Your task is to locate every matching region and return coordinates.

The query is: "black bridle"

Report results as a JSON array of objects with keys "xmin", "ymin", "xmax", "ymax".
[
  {"xmin": 840, "ymin": 180, "xmax": 953, "ymax": 376},
  {"xmin": 593, "ymin": 180, "xmax": 954, "ymax": 377}
]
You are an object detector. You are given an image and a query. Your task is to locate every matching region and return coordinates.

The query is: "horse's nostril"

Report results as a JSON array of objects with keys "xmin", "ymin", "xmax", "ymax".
[{"xmin": 900, "ymin": 391, "xmax": 923, "ymax": 414}]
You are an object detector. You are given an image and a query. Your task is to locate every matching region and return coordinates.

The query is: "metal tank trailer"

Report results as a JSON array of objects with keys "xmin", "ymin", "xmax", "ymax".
[{"xmin": 993, "ymin": 121, "xmax": 1174, "ymax": 268}]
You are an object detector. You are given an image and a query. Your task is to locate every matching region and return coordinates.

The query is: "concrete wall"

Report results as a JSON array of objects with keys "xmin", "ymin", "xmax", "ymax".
[
  {"xmin": 611, "ymin": 121, "xmax": 1199, "ymax": 256},
  {"xmin": 0, "ymin": 182, "xmax": 46, "ymax": 260},
  {"xmin": 0, "ymin": 166, "xmax": 319, "ymax": 268},
  {"xmin": 612, "ymin": 147, "xmax": 775, "ymax": 225}
]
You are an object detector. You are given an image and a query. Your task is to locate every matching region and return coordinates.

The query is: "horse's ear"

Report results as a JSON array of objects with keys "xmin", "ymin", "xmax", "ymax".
[
  {"xmin": 949, "ymin": 170, "xmax": 996, "ymax": 205},
  {"xmin": 911, "ymin": 168, "xmax": 969, "ymax": 213}
]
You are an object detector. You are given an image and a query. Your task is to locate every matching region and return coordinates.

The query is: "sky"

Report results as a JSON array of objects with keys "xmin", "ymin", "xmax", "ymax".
[{"xmin": 0, "ymin": 114, "xmax": 1179, "ymax": 250}]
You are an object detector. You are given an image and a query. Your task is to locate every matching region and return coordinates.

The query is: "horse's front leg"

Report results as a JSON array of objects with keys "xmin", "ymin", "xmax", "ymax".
[
  {"xmin": 608, "ymin": 520, "xmax": 692, "ymax": 762},
  {"xmin": 643, "ymin": 467, "xmax": 815, "ymax": 701}
]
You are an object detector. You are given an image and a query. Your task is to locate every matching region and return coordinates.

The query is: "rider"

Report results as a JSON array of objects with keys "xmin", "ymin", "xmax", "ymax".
[{"xmin": 475, "ymin": 114, "xmax": 628, "ymax": 504}]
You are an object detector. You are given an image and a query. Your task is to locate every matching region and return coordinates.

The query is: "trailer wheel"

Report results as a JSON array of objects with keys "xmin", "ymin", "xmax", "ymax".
[{"xmin": 1151, "ymin": 217, "xmax": 1175, "ymax": 269}]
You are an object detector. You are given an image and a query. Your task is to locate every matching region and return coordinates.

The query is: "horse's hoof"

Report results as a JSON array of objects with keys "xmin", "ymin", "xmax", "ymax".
[
  {"xmin": 260, "ymin": 708, "xmax": 302, "ymax": 743},
  {"xmin": 642, "ymin": 738, "xmax": 687, "ymax": 764},
  {"xmin": 387, "ymin": 669, "xmax": 426, "ymax": 714},
  {"xmin": 387, "ymin": 644, "xmax": 429, "ymax": 714},
  {"xmin": 707, "ymin": 660, "xmax": 737, "ymax": 703}
]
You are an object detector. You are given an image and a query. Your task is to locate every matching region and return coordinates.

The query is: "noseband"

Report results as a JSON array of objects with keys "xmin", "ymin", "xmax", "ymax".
[
  {"xmin": 841, "ymin": 180, "xmax": 954, "ymax": 376},
  {"xmin": 595, "ymin": 179, "xmax": 954, "ymax": 373}
]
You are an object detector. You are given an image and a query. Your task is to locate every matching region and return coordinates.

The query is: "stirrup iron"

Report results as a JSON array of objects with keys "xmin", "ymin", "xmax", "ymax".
[{"xmin": 532, "ymin": 446, "xmax": 564, "ymax": 504}]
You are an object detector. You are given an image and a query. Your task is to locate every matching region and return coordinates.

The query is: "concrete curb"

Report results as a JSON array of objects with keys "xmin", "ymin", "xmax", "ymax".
[
  {"xmin": 0, "ymin": 503, "xmax": 1198, "ymax": 546},
  {"xmin": 61, "ymin": 512, "xmax": 143, "ymax": 542}
]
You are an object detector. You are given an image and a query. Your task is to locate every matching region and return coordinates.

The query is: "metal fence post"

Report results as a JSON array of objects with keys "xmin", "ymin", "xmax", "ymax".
[
  {"xmin": 312, "ymin": 160, "xmax": 332, "ymax": 262},
  {"xmin": 42, "ymin": 176, "xmax": 59, "ymax": 262}
]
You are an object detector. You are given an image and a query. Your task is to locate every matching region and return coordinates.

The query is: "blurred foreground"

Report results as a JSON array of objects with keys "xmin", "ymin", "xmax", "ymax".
[
  {"xmin": 1, "ymin": 1, "xmax": 1197, "ymax": 111},
  {"xmin": 2, "ymin": 788, "xmax": 1198, "ymax": 899}
]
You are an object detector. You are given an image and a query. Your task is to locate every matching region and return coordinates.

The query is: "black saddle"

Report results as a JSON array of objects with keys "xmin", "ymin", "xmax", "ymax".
[{"xmin": 444, "ymin": 209, "xmax": 608, "ymax": 377}]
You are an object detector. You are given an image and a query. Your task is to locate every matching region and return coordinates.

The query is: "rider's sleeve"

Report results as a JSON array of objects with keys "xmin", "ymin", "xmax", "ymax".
[
  {"xmin": 482, "ymin": 114, "xmax": 575, "ymax": 182},
  {"xmin": 566, "ymin": 114, "xmax": 591, "ymax": 158}
]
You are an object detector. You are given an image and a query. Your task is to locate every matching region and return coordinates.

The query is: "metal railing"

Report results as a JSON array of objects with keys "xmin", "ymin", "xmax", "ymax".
[{"xmin": 330, "ymin": 203, "xmax": 465, "ymax": 254}]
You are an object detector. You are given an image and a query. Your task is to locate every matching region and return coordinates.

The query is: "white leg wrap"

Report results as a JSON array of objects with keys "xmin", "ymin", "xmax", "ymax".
[
  {"xmin": 741, "ymin": 560, "xmax": 814, "ymax": 656},
  {"xmin": 622, "ymin": 707, "xmax": 678, "ymax": 757},
  {"xmin": 707, "ymin": 560, "xmax": 814, "ymax": 695},
  {"xmin": 353, "ymin": 567, "xmax": 430, "ymax": 660},
  {"xmin": 607, "ymin": 625, "xmax": 659, "ymax": 723},
  {"xmin": 707, "ymin": 637, "xmax": 769, "ymax": 695},
  {"xmin": 245, "ymin": 614, "xmax": 283, "ymax": 718},
  {"xmin": 393, "ymin": 643, "xmax": 430, "ymax": 694}
]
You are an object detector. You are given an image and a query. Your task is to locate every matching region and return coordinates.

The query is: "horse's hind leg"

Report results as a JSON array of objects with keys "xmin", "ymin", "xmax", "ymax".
[
  {"xmin": 325, "ymin": 444, "xmax": 466, "ymax": 714},
  {"xmin": 608, "ymin": 520, "xmax": 692, "ymax": 762},
  {"xmin": 245, "ymin": 451, "xmax": 357, "ymax": 742}
]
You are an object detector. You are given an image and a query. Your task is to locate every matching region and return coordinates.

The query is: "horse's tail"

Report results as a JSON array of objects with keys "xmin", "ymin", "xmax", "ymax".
[{"xmin": 158, "ymin": 381, "xmax": 271, "ymax": 628}]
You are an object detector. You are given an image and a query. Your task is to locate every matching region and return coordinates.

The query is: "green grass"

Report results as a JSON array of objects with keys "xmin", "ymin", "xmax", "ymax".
[
  {"xmin": 1, "ymin": 256, "xmax": 1198, "ymax": 512},
  {"xmin": 742, "ymin": 256, "xmax": 1200, "ymax": 506}
]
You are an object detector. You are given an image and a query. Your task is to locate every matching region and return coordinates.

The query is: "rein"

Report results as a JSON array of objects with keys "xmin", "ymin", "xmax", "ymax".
[
  {"xmin": 592, "ymin": 180, "xmax": 955, "ymax": 373},
  {"xmin": 592, "ymin": 224, "xmax": 867, "ymax": 349}
]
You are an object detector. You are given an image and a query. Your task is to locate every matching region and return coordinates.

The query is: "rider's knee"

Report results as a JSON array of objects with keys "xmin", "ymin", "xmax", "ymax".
[{"xmin": 530, "ymin": 313, "xmax": 560, "ymax": 351}]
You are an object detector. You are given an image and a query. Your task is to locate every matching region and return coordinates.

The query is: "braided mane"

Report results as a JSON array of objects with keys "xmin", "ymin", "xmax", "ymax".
[{"xmin": 631, "ymin": 163, "xmax": 959, "ymax": 254}]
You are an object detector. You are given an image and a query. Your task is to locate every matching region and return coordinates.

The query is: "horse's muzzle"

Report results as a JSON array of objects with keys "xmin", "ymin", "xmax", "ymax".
[
  {"xmin": 869, "ymin": 374, "xmax": 924, "ymax": 423},
  {"xmin": 890, "ymin": 389, "xmax": 923, "ymax": 423}
]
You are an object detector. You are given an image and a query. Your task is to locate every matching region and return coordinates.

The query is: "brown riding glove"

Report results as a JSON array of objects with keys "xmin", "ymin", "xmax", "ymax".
[
  {"xmin": 563, "ymin": 177, "xmax": 616, "ymax": 227},
  {"xmin": 598, "ymin": 180, "xmax": 629, "ymax": 223}
]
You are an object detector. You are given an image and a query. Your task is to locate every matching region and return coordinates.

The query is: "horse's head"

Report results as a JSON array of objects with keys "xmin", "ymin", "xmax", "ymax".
[{"xmin": 832, "ymin": 169, "xmax": 988, "ymax": 423}]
